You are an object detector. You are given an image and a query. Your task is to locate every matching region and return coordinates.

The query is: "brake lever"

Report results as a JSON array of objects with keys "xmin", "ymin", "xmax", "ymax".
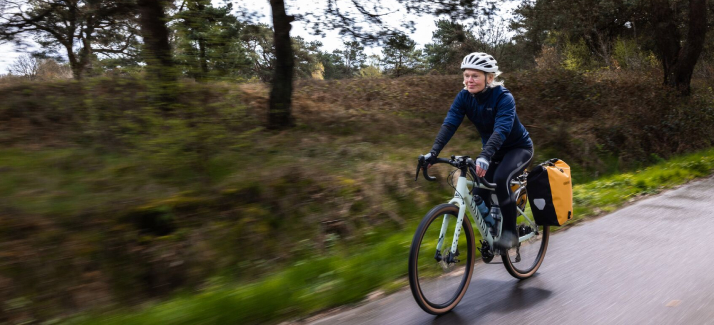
[{"xmin": 415, "ymin": 155, "xmax": 424, "ymax": 181}]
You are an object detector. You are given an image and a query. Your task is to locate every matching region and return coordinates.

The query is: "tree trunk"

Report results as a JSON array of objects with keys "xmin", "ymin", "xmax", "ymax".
[
  {"xmin": 397, "ymin": 55, "xmax": 402, "ymax": 77},
  {"xmin": 79, "ymin": 25, "xmax": 95, "ymax": 78},
  {"xmin": 197, "ymin": 1, "xmax": 208, "ymax": 81},
  {"xmin": 198, "ymin": 37, "xmax": 208, "ymax": 79},
  {"xmin": 672, "ymin": 0, "xmax": 707, "ymax": 95},
  {"xmin": 66, "ymin": 46, "xmax": 82, "ymax": 81},
  {"xmin": 268, "ymin": 0, "xmax": 295, "ymax": 129},
  {"xmin": 650, "ymin": 0, "xmax": 681, "ymax": 86},
  {"xmin": 137, "ymin": 0, "xmax": 176, "ymax": 84}
]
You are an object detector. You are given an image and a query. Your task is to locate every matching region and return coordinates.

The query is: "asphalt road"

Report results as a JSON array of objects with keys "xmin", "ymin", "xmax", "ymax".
[{"xmin": 309, "ymin": 176, "xmax": 714, "ymax": 325}]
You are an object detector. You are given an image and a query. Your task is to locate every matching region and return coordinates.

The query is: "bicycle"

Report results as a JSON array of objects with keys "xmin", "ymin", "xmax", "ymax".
[{"xmin": 408, "ymin": 154, "xmax": 549, "ymax": 315}]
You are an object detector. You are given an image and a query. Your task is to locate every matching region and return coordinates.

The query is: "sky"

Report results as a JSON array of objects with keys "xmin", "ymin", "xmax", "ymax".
[
  {"xmin": 241, "ymin": 0, "xmax": 443, "ymax": 53},
  {"xmin": 0, "ymin": 0, "xmax": 519, "ymax": 74}
]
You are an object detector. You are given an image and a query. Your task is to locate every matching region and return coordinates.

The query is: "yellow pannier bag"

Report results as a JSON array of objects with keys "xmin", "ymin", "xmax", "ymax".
[{"xmin": 526, "ymin": 158, "xmax": 573, "ymax": 226}]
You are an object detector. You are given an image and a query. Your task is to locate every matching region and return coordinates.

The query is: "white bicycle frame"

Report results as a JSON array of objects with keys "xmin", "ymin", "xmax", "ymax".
[{"xmin": 436, "ymin": 174, "xmax": 538, "ymax": 256}]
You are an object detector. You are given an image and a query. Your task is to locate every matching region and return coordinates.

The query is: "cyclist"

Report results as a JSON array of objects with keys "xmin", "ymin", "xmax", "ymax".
[{"xmin": 423, "ymin": 52, "xmax": 533, "ymax": 251}]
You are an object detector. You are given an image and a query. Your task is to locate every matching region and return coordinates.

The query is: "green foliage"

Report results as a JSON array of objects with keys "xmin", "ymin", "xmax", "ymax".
[
  {"xmin": 66, "ymin": 231, "xmax": 414, "ymax": 325},
  {"xmin": 562, "ymin": 38, "xmax": 591, "ymax": 71},
  {"xmin": 611, "ymin": 37, "xmax": 657, "ymax": 70},
  {"xmin": 0, "ymin": 0, "xmax": 139, "ymax": 80},
  {"xmin": 572, "ymin": 148, "xmax": 714, "ymax": 219},
  {"xmin": 512, "ymin": 0, "xmax": 635, "ymax": 67},
  {"xmin": 382, "ymin": 33, "xmax": 423, "ymax": 77},
  {"xmin": 172, "ymin": 1, "xmax": 252, "ymax": 81},
  {"xmin": 238, "ymin": 23, "xmax": 275, "ymax": 81},
  {"xmin": 313, "ymin": 41, "xmax": 368, "ymax": 80},
  {"xmin": 424, "ymin": 20, "xmax": 478, "ymax": 74},
  {"xmin": 359, "ymin": 65, "xmax": 382, "ymax": 79},
  {"xmin": 291, "ymin": 37, "xmax": 323, "ymax": 79},
  {"xmin": 323, "ymin": 41, "xmax": 367, "ymax": 79}
]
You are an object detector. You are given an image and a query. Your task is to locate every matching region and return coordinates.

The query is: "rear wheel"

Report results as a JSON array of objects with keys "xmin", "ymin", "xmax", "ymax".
[
  {"xmin": 408, "ymin": 204, "xmax": 475, "ymax": 315},
  {"xmin": 502, "ymin": 225, "xmax": 549, "ymax": 279},
  {"xmin": 502, "ymin": 192, "xmax": 549, "ymax": 279}
]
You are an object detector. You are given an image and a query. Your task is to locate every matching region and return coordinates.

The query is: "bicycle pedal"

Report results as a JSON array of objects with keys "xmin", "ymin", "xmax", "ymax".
[{"xmin": 518, "ymin": 225, "xmax": 533, "ymax": 237}]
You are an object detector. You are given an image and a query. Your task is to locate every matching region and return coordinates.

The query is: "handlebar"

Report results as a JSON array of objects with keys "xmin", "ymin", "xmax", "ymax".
[{"xmin": 416, "ymin": 155, "xmax": 496, "ymax": 189}]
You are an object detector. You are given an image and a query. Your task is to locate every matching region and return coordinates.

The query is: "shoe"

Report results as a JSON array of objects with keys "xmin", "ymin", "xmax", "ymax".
[{"xmin": 493, "ymin": 230, "xmax": 518, "ymax": 253}]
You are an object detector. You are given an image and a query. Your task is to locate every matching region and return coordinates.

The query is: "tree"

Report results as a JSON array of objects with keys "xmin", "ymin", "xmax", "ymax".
[
  {"xmin": 511, "ymin": 0, "xmax": 708, "ymax": 95},
  {"xmin": 173, "ymin": 0, "xmax": 251, "ymax": 81},
  {"xmin": 8, "ymin": 54, "xmax": 40, "ymax": 80},
  {"xmin": 292, "ymin": 37, "xmax": 322, "ymax": 79},
  {"xmin": 424, "ymin": 20, "xmax": 478, "ymax": 74},
  {"xmin": 382, "ymin": 33, "xmax": 421, "ymax": 77},
  {"xmin": 243, "ymin": 0, "xmax": 490, "ymax": 129},
  {"xmin": 238, "ymin": 24, "xmax": 323, "ymax": 81},
  {"xmin": 511, "ymin": 0, "xmax": 635, "ymax": 68},
  {"xmin": 137, "ymin": 0, "xmax": 177, "ymax": 86},
  {"xmin": 647, "ymin": 0, "xmax": 707, "ymax": 95},
  {"xmin": 241, "ymin": 23, "xmax": 275, "ymax": 82},
  {"xmin": 268, "ymin": 0, "xmax": 295, "ymax": 128},
  {"xmin": 472, "ymin": 15, "xmax": 511, "ymax": 63},
  {"xmin": 317, "ymin": 51, "xmax": 347, "ymax": 79},
  {"xmin": 334, "ymin": 40, "xmax": 366, "ymax": 77},
  {"xmin": 0, "ymin": 0, "xmax": 138, "ymax": 80},
  {"xmin": 359, "ymin": 64, "xmax": 382, "ymax": 78}
]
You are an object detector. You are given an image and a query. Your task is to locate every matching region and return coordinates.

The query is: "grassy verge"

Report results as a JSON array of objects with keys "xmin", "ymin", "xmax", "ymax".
[
  {"xmin": 65, "ymin": 147, "xmax": 714, "ymax": 325},
  {"xmin": 571, "ymin": 147, "xmax": 714, "ymax": 220}
]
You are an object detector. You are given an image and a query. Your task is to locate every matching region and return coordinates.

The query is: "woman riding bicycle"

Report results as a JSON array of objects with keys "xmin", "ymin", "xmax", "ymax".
[{"xmin": 423, "ymin": 52, "xmax": 533, "ymax": 252}]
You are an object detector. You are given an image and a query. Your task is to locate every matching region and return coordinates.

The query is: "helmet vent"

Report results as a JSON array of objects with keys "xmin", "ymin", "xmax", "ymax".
[{"xmin": 460, "ymin": 52, "xmax": 498, "ymax": 72}]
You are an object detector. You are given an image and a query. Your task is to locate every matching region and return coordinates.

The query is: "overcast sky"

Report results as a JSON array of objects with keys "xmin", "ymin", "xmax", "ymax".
[{"xmin": 0, "ymin": 0, "xmax": 518, "ymax": 74}]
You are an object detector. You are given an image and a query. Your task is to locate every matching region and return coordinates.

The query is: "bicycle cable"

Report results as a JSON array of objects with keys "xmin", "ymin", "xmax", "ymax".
[
  {"xmin": 447, "ymin": 168, "xmax": 458, "ymax": 196},
  {"xmin": 449, "ymin": 167, "xmax": 476, "ymax": 201}
]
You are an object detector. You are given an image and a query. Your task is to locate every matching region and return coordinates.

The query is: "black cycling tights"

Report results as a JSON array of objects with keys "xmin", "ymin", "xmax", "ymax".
[{"xmin": 473, "ymin": 147, "xmax": 534, "ymax": 237}]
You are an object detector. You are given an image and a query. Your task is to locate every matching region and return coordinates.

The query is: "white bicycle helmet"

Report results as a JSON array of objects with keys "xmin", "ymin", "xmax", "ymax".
[{"xmin": 460, "ymin": 52, "xmax": 499, "ymax": 73}]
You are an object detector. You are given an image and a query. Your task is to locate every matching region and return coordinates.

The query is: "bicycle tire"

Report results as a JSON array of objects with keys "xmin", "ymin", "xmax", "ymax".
[
  {"xmin": 408, "ymin": 203, "xmax": 475, "ymax": 315},
  {"xmin": 502, "ymin": 225, "xmax": 549, "ymax": 279}
]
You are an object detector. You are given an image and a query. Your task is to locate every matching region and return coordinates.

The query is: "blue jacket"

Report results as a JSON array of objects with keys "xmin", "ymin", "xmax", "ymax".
[{"xmin": 434, "ymin": 86, "xmax": 532, "ymax": 161}]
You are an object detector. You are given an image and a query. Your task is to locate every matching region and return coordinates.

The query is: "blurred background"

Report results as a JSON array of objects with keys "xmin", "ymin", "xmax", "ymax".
[{"xmin": 0, "ymin": 0, "xmax": 714, "ymax": 323}]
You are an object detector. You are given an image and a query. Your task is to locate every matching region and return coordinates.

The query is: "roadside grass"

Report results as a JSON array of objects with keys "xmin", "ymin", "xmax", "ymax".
[
  {"xmin": 65, "ymin": 146, "xmax": 714, "ymax": 325},
  {"xmin": 570, "ymin": 147, "xmax": 714, "ymax": 221},
  {"xmin": 65, "ymin": 230, "xmax": 416, "ymax": 325}
]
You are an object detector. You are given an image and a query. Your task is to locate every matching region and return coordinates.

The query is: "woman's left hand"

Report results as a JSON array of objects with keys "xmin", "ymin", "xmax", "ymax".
[{"xmin": 475, "ymin": 157, "xmax": 489, "ymax": 177}]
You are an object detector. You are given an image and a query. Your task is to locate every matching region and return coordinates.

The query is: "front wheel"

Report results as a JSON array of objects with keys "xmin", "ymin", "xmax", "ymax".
[{"xmin": 408, "ymin": 204, "xmax": 475, "ymax": 315}]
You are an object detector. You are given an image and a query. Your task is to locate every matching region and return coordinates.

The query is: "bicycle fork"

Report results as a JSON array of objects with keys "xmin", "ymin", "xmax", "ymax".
[{"xmin": 434, "ymin": 205, "xmax": 466, "ymax": 264}]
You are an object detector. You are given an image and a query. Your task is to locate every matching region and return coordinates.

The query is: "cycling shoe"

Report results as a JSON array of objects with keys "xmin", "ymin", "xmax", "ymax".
[{"xmin": 493, "ymin": 231, "xmax": 518, "ymax": 254}]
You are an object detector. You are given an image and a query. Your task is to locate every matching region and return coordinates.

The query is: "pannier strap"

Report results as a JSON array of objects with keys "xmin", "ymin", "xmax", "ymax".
[{"xmin": 541, "ymin": 158, "xmax": 561, "ymax": 166}]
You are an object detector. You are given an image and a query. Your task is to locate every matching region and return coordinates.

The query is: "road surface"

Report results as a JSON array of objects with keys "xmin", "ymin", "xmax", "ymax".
[{"xmin": 309, "ymin": 176, "xmax": 714, "ymax": 324}]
